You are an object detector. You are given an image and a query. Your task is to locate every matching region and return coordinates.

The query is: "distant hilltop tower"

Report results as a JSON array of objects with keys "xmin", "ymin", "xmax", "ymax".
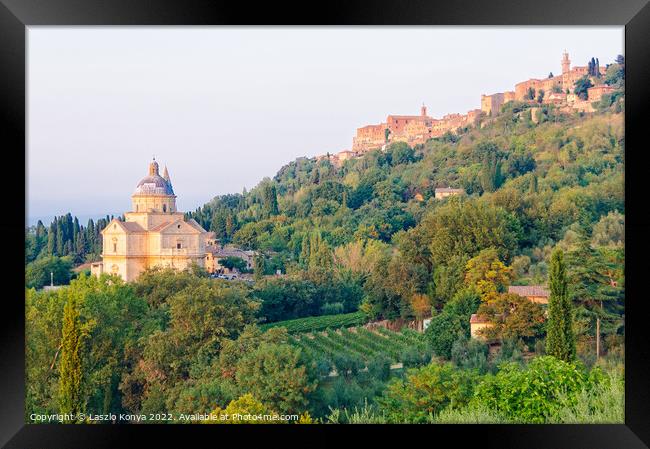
[
  {"xmin": 562, "ymin": 50, "xmax": 571, "ymax": 74},
  {"xmin": 421, "ymin": 103, "xmax": 427, "ymax": 117}
]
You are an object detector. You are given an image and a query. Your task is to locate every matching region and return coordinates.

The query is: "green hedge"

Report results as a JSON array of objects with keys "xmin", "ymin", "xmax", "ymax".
[{"xmin": 260, "ymin": 311, "xmax": 367, "ymax": 334}]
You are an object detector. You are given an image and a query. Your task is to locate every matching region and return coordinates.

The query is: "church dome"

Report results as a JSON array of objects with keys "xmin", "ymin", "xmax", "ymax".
[
  {"xmin": 133, "ymin": 159, "xmax": 175, "ymax": 196},
  {"xmin": 133, "ymin": 175, "xmax": 174, "ymax": 195}
]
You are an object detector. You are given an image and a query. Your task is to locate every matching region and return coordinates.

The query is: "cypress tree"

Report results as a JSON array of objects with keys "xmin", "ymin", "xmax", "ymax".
[
  {"xmin": 86, "ymin": 220, "xmax": 95, "ymax": 255},
  {"xmin": 529, "ymin": 174, "xmax": 538, "ymax": 194},
  {"xmin": 58, "ymin": 293, "xmax": 84, "ymax": 421},
  {"xmin": 64, "ymin": 240, "xmax": 73, "ymax": 256},
  {"xmin": 73, "ymin": 217, "xmax": 80, "ymax": 243},
  {"xmin": 299, "ymin": 235, "xmax": 310, "ymax": 267},
  {"xmin": 56, "ymin": 220, "xmax": 65, "ymax": 255},
  {"xmin": 36, "ymin": 220, "xmax": 46, "ymax": 239},
  {"xmin": 47, "ymin": 222, "xmax": 56, "ymax": 256},
  {"xmin": 65, "ymin": 213, "xmax": 73, "ymax": 241},
  {"xmin": 546, "ymin": 248, "xmax": 575, "ymax": 361},
  {"xmin": 263, "ymin": 183, "xmax": 279, "ymax": 216},
  {"xmin": 225, "ymin": 214, "xmax": 234, "ymax": 239},
  {"xmin": 75, "ymin": 232, "xmax": 87, "ymax": 262}
]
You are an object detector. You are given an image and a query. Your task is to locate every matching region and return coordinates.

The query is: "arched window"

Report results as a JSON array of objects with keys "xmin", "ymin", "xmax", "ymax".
[{"xmin": 163, "ymin": 204, "xmax": 167, "ymax": 212}]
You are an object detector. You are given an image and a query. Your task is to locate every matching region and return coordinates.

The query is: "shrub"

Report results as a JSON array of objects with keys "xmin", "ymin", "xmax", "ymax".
[
  {"xmin": 378, "ymin": 362, "xmax": 478, "ymax": 423},
  {"xmin": 433, "ymin": 403, "xmax": 509, "ymax": 424},
  {"xmin": 425, "ymin": 312, "xmax": 464, "ymax": 359},
  {"xmin": 548, "ymin": 370, "xmax": 624, "ymax": 423},
  {"xmin": 451, "ymin": 334, "xmax": 489, "ymax": 374},
  {"xmin": 473, "ymin": 356, "xmax": 598, "ymax": 423}
]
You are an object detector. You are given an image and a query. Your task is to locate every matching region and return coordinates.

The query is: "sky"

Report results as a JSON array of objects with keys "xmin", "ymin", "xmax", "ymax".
[{"xmin": 27, "ymin": 26, "xmax": 623, "ymax": 226}]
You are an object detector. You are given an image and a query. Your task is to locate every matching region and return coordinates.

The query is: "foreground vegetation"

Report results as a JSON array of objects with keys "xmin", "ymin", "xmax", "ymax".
[
  {"xmin": 26, "ymin": 268, "xmax": 624, "ymax": 424},
  {"xmin": 25, "ymin": 62, "xmax": 625, "ymax": 423}
]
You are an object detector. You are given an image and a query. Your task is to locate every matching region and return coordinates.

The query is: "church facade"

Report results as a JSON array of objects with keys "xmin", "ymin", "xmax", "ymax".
[{"xmin": 91, "ymin": 159, "xmax": 211, "ymax": 282}]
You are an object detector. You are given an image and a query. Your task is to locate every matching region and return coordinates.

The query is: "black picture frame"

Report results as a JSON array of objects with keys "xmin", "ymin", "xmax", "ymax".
[{"xmin": 2, "ymin": 0, "xmax": 649, "ymax": 447}]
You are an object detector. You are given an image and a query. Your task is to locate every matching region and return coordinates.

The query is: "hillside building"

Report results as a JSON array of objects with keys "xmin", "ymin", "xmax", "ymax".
[
  {"xmin": 434, "ymin": 187, "xmax": 465, "ymax": 200},
  {"xmin": 90, "ymin": 159, "xmax": 211, "ymax": 282}
]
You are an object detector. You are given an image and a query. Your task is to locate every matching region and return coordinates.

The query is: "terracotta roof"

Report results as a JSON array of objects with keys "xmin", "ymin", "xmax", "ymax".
[
  {"xmin": 121, "ymin": 222, "xmax": 145, "ymax": 232},
  {"xmin": 207, "ymin": 246, "xmax": 255, "ymax": 259},
  {"xmin": 149, "ymin": 221, "xmax": 173, "ymax": 232},
  {"xmin": 435, "ymin": 187, "xmax": 464, "ymax": 193},
  {"xmin": 150, "ymin": 219, "xmax": 203, "ymax": 234},
  {"xmin": 73, "ymin": 262, "xmax": 92, "ymax": 272},
  {"xmin": 508, "ymin": 285, "xmax": 550, "ymax": 298},
  {"xmin": 186, "ymin": 218, "xmax": 207, "ymax": 233},
  {"xmin": 388, "ymin": 115, "xmax": 428, "ymax": 120},
  {"xmin": 470, "ymin": 313, "xmax": 489, "ymax": 324}
]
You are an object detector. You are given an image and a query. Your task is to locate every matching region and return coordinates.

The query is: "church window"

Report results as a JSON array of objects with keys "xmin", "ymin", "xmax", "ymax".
[
  {"xmin": 113, "ymin": 243, "xmax": 117, "ymax": 252},
  {"xmin": 177, "ymin": 242, "xmax": 182, "ymax": 249},
  {"xmin": 163, "ymin": 204, "xmax": 167, "ymax": 212}
]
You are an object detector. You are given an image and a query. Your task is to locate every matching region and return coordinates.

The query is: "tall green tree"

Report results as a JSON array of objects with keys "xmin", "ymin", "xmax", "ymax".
[
  {"xmin": 47, "ymin": 222, "xmax": 56, "ymax": 256},
  {"xmin": 546, "ymin": 248, "xmax": 575, "ymax": 361},
  {"xmin": 262, "ymin": 183, "xmax": 279, "ymax": 216},
  {"xmin": 58, "ymin": 292, "xmax": 84, "ymax": 420}
]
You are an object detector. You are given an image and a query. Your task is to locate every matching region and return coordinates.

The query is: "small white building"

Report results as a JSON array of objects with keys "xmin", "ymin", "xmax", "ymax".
[{"xmin": 434, "ymin": 187, "xmax": 465, "ymax": 200}]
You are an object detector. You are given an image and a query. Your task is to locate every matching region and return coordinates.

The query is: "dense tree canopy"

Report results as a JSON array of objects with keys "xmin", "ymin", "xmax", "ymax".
[{"xmin": 25, "ymin": 80, "xmax": 625, "ymax": 423}]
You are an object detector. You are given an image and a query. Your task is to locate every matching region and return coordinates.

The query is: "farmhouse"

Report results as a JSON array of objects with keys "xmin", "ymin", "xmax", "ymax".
[
  {"xmin": 470, "ymin": 314, "xmax": 493, "ymax": 340},
  {"xmin": 434, "ymin": 187, "xmax": 465, "ymax": 200},
  {"xmin": 205, "ymin": 244, "xmax": 256, "ymax": 274},
  {"xmin": 508, "ymin": 285, "xmax": 550, "ymax": 305}
]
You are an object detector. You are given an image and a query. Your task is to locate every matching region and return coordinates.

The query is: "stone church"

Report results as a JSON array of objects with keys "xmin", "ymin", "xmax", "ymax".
[{"xmin": 91, "ymin": 159, "xmax": 210, "ymax": 282}]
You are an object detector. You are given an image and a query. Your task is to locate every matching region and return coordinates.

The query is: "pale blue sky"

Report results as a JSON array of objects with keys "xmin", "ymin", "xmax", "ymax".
[{"xmin": 27, "ymin": 26, "xmax": 623, "ymax": 225}]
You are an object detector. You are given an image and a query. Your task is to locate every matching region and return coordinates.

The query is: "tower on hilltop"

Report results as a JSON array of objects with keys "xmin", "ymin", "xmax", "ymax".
[
  {"xmin": 421, "ymin": 103, "xmax": 427, "ymax": 117},
  {"xmin": 562, "ymin": 51, "xmax": 571, "ymax": 74}
]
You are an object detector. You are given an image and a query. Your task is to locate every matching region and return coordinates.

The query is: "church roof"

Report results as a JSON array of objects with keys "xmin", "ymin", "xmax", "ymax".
[
  {"xmin": 133, "ymin": 159, "xmax": 175, "ymax": 196},
  {"xmin": 186, "ymin": 218, "xmax": 207, "ymax": 233},
  {"xmin": 149, "ymin": 219, "xmax": 203, "ymax": 234},
  {"xmin": 133, "ymin": 175, "xmax": 175, "ymax": 196},
  {"xmin": 121, "ymin": 222, "xmax": 145, "ymax": 232},
  {"xmin": 149, "ymin": 221, "xmax": 173, "ymax": 232},
  {"xmin": 100, "ymin": 219, "xmax": 145, "ymax": 234}
]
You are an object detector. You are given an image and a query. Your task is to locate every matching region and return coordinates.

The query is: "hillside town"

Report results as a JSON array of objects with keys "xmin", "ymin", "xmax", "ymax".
[
  {"xmin": 25, "ymin": 43, "xmax": 625, "ymax": 425},
  {"xmin": 317, "ymin": 52, "xmax": 617, "ymax": 166}
]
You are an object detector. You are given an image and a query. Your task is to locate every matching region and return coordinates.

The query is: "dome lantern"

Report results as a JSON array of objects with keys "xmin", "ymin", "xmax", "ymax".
[
  {"xmin": 149, "ymin": 158, "xmax": 160, "ymax": 176},
  {"xmin": 132, "ymin": 159, "xmax": 177, "ymax": 213}
]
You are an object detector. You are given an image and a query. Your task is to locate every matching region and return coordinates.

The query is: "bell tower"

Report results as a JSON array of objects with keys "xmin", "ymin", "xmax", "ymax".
[
  {"xmin": 561, "ymin": 51, "xmax": 571, "ymax": 74},
  {"xmin": 421, "ymin": 103, "xmax": 427, "ymax": 117}
]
